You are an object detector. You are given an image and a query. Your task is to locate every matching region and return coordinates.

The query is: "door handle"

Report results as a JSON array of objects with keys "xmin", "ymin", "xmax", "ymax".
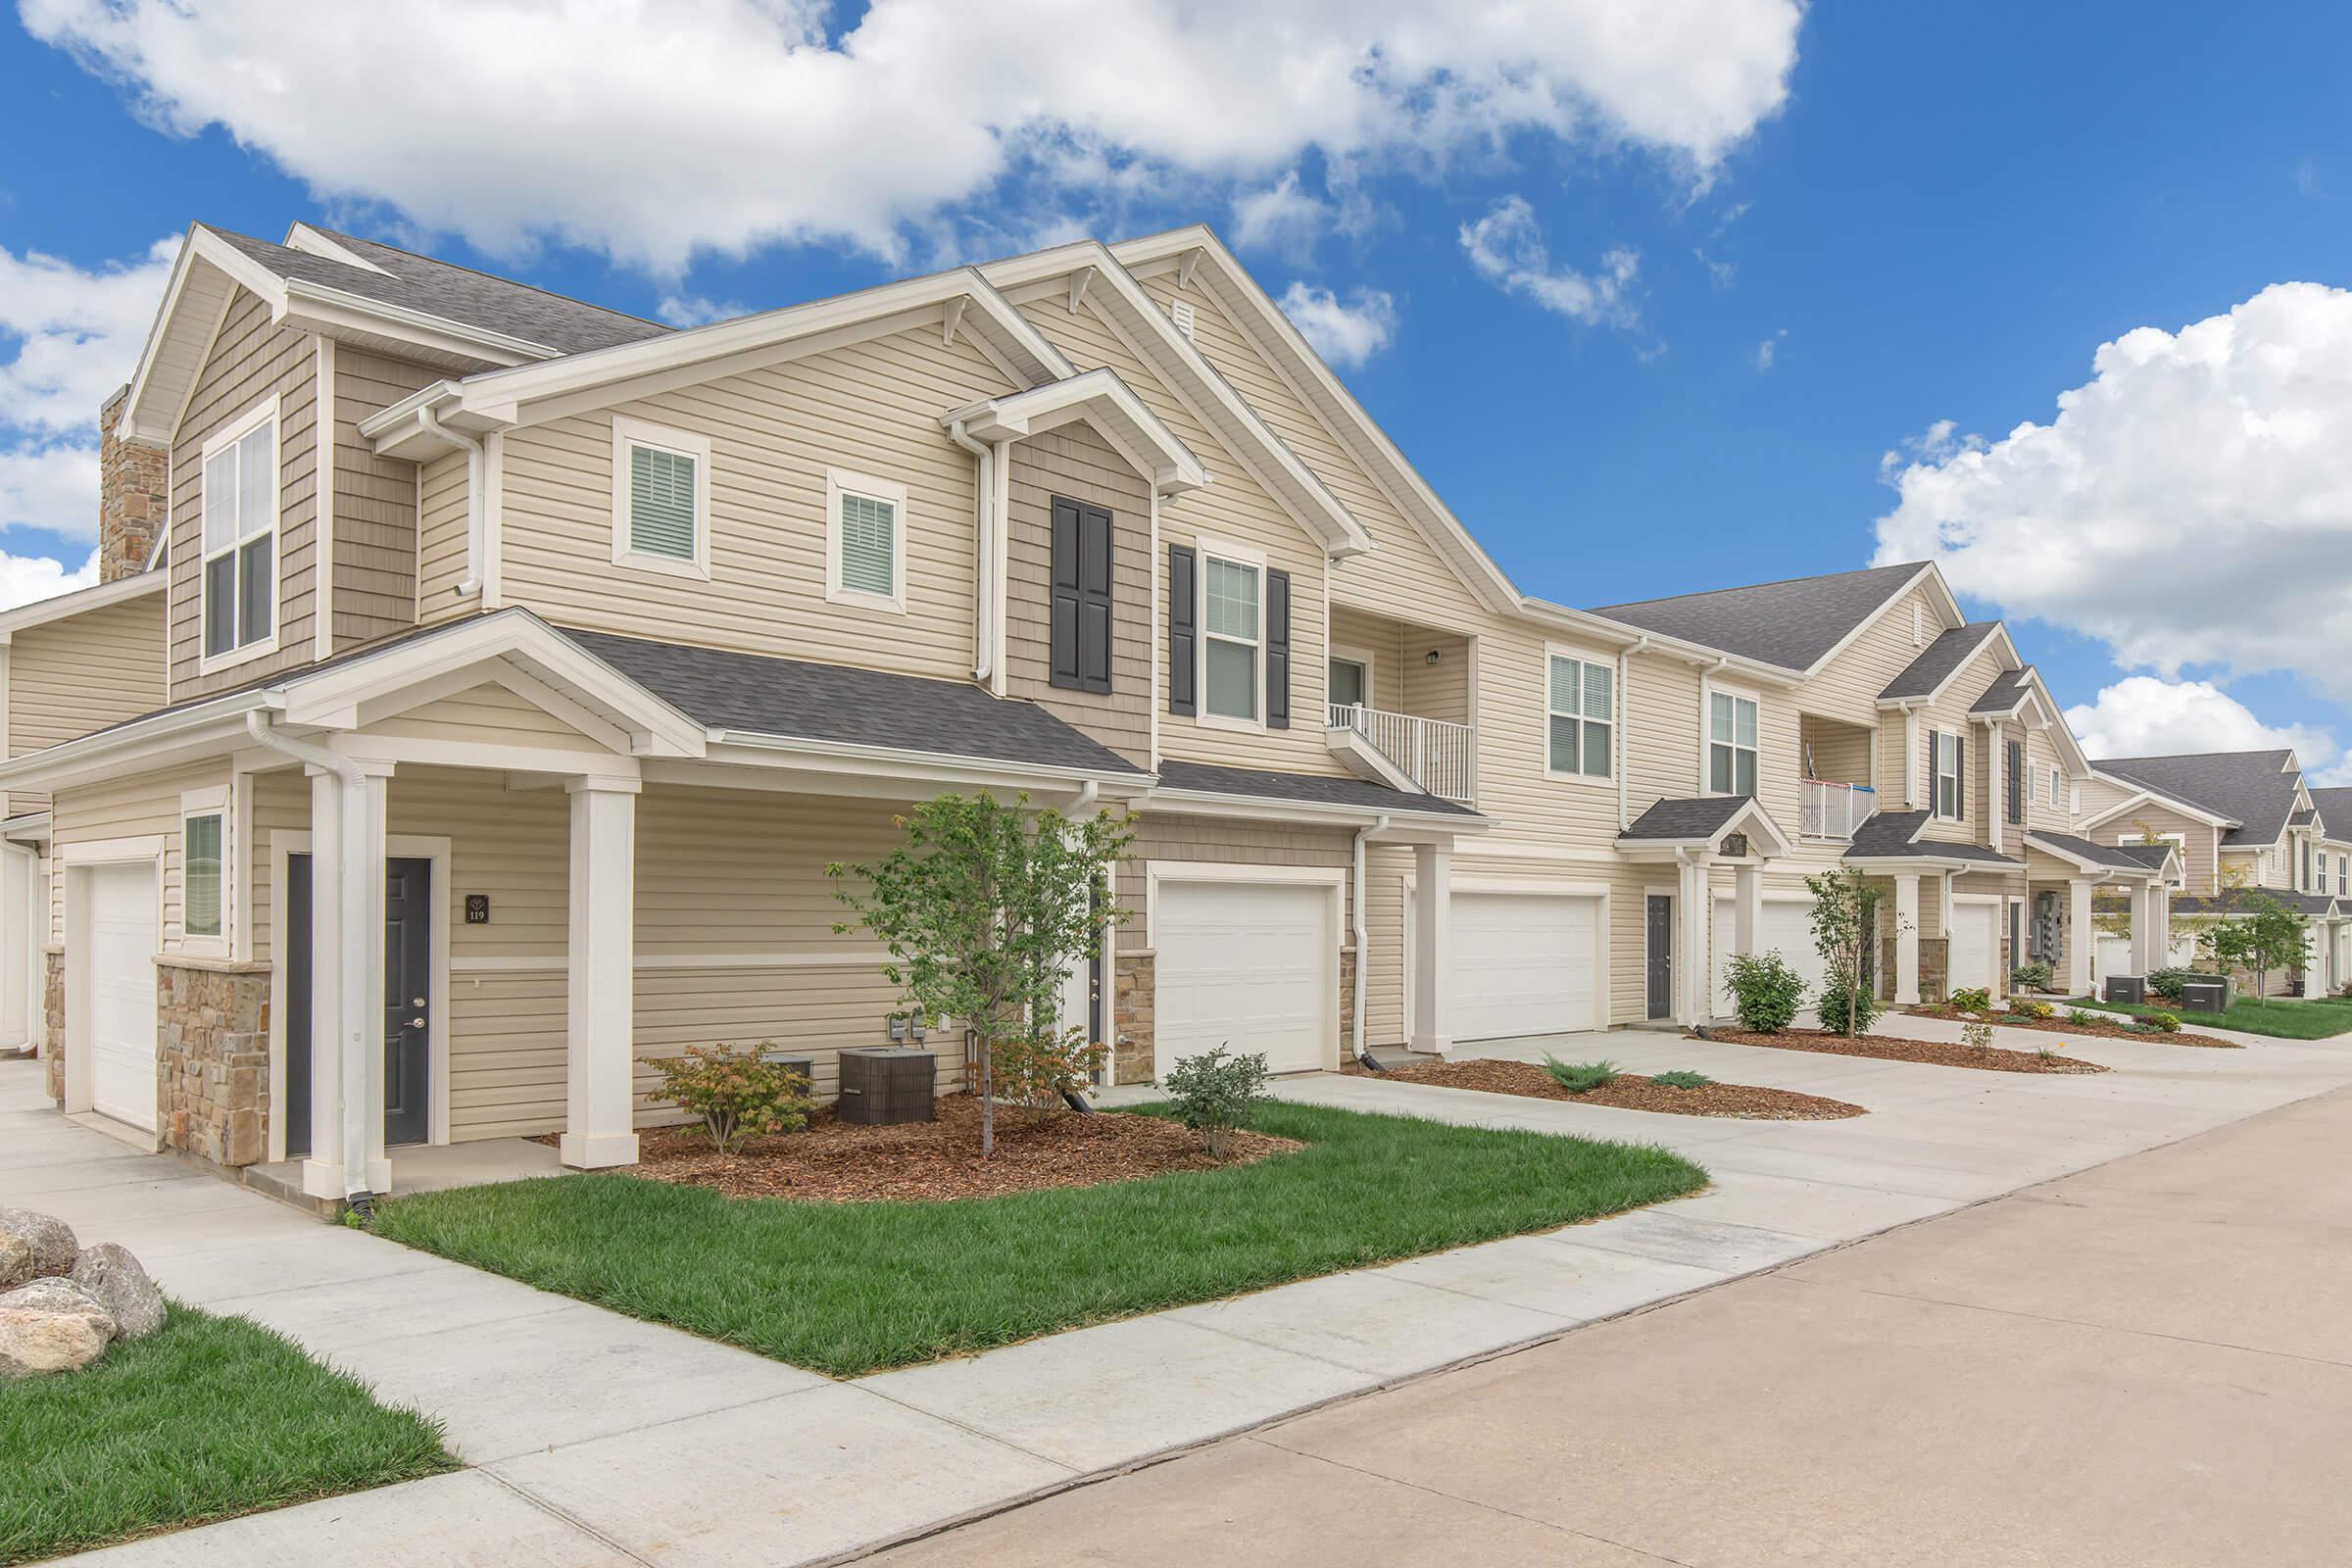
[{"xmin": 408, "ymin": 1017, "xmax": 426, "ymax": 1029}]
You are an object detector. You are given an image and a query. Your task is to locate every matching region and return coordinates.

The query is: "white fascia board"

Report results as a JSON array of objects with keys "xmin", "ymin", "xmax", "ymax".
[
  {"xmin": 2081, "ymin": 777, "xmax": 2237, "ymax": 831},
  {"xmin": 121, "ymin": 226, "xmax": 286, "ymax": 446},
  {"xmin": 359, "ymin": 380, "xmax": 501, "ymax": 459},
  {"xmin": 280, "ymin": 223, "xmax": 395, "ymax": 275},
  {"xmin": 1135, "ymin": 785, "xmax": 1489, "ymax": 833},
  {"xmin": 1845, "ymin": 852, "xmax": 2021, "ymax": 874},
  {"xmin": 700, "ymin": 734, "xmax": 1152, "ymax": 795},
  {"xmin": 0, "ymin": 570, "xmax": 165, "ymax": 638},
  {"xmin": 1114, "ymin": 226, "xmax": 1522, "ymax": 614},
  {"xmin": 2022, "ymin": 831, "xmax": 2153, "ymax": 878},
  {"xmin": 276, "ymin": 279, "xmax": 550, "ymax": 367},
  {"xmin": 981, "ymin": 242, "xmax": 1373, "ymax": 558},
  {"xmin": 0, "ymin": 694, "xmax": 278, "ymax": 793},
  {"xmin": 947, "ymin": 368, "xmax": 1209, "ymax": 493}
]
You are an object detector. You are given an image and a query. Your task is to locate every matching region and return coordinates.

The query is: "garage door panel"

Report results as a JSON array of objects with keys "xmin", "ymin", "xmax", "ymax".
[
  {"xmin": 1949, "ymin": 902, "xmax": 1999, "ymax": 995},
  {"xmin": 1156, "ymin": 879, "xmax": 1334, "ymax": 1078},
  {"xmin": 1443, "ymin": 891, "xmax": 1601, "ymax": 1042},
  {"xmin": 88, "ymin": 861, "xmax": 159, "ymax": 1132},
  {"xmin": 1713, "ymin": 897, "xmax": 1827, "ymax": 1018}
]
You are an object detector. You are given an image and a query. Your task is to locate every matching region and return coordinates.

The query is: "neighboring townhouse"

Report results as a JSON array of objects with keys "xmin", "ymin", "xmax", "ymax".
[
  {"xmin": 2310, "ymin": 786, "xmax": 2352, "ymax": 986},
  {"xmin": 3, "ymin": 217, "xmax": 2187, "ymax": 1206},
  {"xmin": 2081, "ymin": 750, "xmax": 2346, "ymax": 994}
]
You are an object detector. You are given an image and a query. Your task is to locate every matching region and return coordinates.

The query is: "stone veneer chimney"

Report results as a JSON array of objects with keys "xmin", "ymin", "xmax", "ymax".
[{"xmin": 97, "ymin": 383, "xmax": 168, "ymax": 583}]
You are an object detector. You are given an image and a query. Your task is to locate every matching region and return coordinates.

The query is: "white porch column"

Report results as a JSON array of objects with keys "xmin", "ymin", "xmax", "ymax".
[
  {"xmin": 563, "ymin": 775, "xmax": 641, "ymax": 1168},
  {"xmin": 302, "ymin": 759, "xmax": 392, "ymax": 1201},
  {"xmin": 1679, "ymin": 856, "xmax": 1711, "ymax": 1024},
  {"xmin": 2067, "ymin": 876, "xmax": 2095, "ymax": 997},
  {"xmin": 2131, "ymin": 880, "xmax": 2159, "ymax": 976},
  {"xmin": 1408, "ymin": 842, "xmax": 1450, "ymax": 1055},
  {"xmin": 1734, "ymin": 862, "xmax": 1763, "ymax": 965},
  {"xmin": 1893, "ymin": 872, "xmax": 1922, "ymax": 1006}
]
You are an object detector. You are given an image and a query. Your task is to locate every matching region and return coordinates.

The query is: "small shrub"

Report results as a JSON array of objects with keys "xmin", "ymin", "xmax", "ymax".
[
  {"xmin": 1961, "ymin": 1017, "xmax": 1996, "ymax": 1054},
  {"xmin": 1650, "ymin": 1069, "xmax": 1714, "ymax": 1089},
  {"xmin": 991, "ymin": 1027, "xmax": 1110, "ymax": 1120},
  {"xmin": 1159, "ymin": 1044, "xmax": 1271, "ymax": 1156},
  {"xmin": 2007, "ymin": 998, "xmax": 2055, "ymax": 1021},
  {"xmin": 2143, "ymin": 1008, "xmax": 2183, "ymax": 1034},
  {"xmin": 2034, "ymin": 1040, "xmax": 2061, "ymax": 1062},
  {"xmin": 2066, "ymin": 1007, "xmax": 2102, "ymax": 1028},
  {"xmin": 1815, "ymin": 969, "xmax": 1883, "ymax": 1037},
  {"xmin": 2010, "ymin": 961, "xmax": 2054, "ymax": 992},
  {"xmin": 639, "ymin": 1042, "xmax": 813, "ymax": 1154},
  {"xmin": 1949, "ymin": 987, "xmax": 1993, "ymax": 1014},
  {"xmin": 1544, "ymin": 1056, "xmax": 1623, "ymax": 1094},
  {"xmin": 2147, "ymin": 967, "xmax": 2191, "ymax": 1003},
  {"xmin": 1723, "ymin": 951, "xmax": 1807, "ymax": 1035}
]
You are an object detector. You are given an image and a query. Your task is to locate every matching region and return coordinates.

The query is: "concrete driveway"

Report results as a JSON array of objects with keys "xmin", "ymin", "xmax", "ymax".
[{"xmin": 873, "ymin": 1081, "xmax": 2352, "ymax": 1568}]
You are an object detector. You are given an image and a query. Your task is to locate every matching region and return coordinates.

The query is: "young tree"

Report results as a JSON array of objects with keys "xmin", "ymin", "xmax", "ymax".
[
  {"xmin": 829, "ymin": 793, "xmax": 1133, "ymax": 1155},
  {"xmin": 2178, "ymin": 858, "xmax": 2254, "ymax": 967},
  {"xmin": 1806, "ymin": 868, "xmax": 1885, "ymax": 1037},
  {"xmin": 2233, "ymin": 893, "xmax": 2309, "ymax": 1001}
]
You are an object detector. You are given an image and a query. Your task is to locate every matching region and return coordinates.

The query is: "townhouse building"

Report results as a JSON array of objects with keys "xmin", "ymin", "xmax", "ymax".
[{"xmin": 3, "ymin": 220, "xmax": 2179, "ymax": 1202}]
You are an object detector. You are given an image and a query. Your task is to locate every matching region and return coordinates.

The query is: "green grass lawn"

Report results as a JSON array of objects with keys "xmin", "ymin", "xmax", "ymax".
[
  {"xmin": 2070, "ymin": 995, "xmax": 2352, "ymax": 1040},
  {"xmin": 0, "ymin": 1305, "xmax": 453, "ymax": 1564},
  {"xmin": 370, "ymin": 1102, "xmax": 1707, "ymax": 1377}
]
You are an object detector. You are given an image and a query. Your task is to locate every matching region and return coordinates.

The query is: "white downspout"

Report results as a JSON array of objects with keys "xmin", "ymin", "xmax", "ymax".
[
  {"xmin": 418, "ymin": 406, "xmax": 486, "ymax": 600},
  {"xmin": 1352, "ymin": 814, "xmax": 1387, "ymax": 1063},
  {"xmin": 245, "ymin": 711, "xmax": 372, "ymax": 1201},
  {"xmin": 948, "ymin": 418, "xmax": 995, "ymax": 683}
]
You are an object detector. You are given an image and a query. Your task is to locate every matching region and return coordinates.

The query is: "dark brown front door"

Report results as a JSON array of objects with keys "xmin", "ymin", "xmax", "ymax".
[{"xmin": 1646, "ymin": 895, "xmax": 1675, "ymax": 1020}]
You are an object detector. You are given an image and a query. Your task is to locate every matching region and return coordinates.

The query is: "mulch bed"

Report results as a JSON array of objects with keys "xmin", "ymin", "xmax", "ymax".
[
  {"xmin": 1695, "ymin": 1025, "xmax": 2107, "ymax": 1074},
  {"xmin": 590, "ymin": 1095, "xmax": 1300, "ymax": 1202},
  {"xmin": 1348, "ymin": 1057, "xmax": 1865, "ymax": 1120},
  {"xmin": 1907, "ymin": 1004, "xmax": 2241, "ymax": 1050}
]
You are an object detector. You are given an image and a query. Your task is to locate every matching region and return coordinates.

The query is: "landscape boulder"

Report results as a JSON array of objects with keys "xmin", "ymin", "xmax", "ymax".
[
  {"xmin": 70, "ymin": 1243, "xmax": 166, "ymax": 1341},
  {"xmin": 0, "ymin": 1276, "xmax": 117, "ymax": 1379},
  {"xmin": 0, "ymin": 1205, "xmax": 78, "ymax": 1291}
]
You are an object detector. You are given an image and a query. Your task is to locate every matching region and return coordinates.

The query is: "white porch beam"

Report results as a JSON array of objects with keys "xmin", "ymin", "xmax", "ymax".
[
  {"xmin": 302, "ymin": 758, "xmax": 392, "ymax": 1201},
  {"xmin": 2068, "ymin": 876, "xmax": 2095, "ymax": 997},
  {"xmin": 1408, "ymin": 842, "xmax": 1450, "ymax": 1054},
  {"xmin": 562, "ymin": 774, "xmax": 641, "ymax": 1168},
  {"xmin": 1734, "ymin": 862, "xmax": 1762, "ymax": 971},
  {"xmin": 1679, "ymin": 857, "xmax": 1711, "ymax": 1025},
  {"xmin": 2131, "ymin": 880, "xmax": 2158, "ymax": 976},
  {"xmin": 1894, "ymin": 872, "xmax": 1922, "ymax": 1006}
]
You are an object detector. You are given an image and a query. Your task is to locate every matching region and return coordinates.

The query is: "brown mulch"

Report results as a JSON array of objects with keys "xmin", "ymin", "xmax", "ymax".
[
  {"xmin": 1346, "ymin": 1057, "xmax": 1865, "ymax": 1120},
  {"xmin": 1905, "ymin": 1004, "xmax": 2242, "ymax": 1050},
  {"xmin": 590, "ymin": 1095, "xmax": 1300, "ymax": 1202},
  {"xmin": 1695, "ymin": 1026, "xmax": 2107, "ymax": 1074}
]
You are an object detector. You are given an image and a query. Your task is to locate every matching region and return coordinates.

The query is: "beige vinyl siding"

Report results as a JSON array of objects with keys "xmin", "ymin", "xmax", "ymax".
[
  {"xmin": 48, "ymin": 762, "xmax": 227, "ymax": 950},
  {"xmin": 1910, "ymin": 641, "xmax": 2012, "ymax": 847},
  {"xmin": 1803, "ymin": 720, "xmax": 1872, "ymax": 788},
  {"xmin": 1002, "ymin": 423, "xmax": 1152, "ymax": 767},
  {"xmin": 370, "ymin": 681, "xmax": 605, "ymax": 755},
  {"xmin": 2086, "ymin": 800, "xmax": 2214, "ymax": 892},
  {"xmin": 331, "ymin": 348, "xmax": 438, "ymax": 650},
  {"xmin": 416, "ymin": 450, "xmax": 472, "ymax": 618},
  {"xmin": 1016, "ymin": 297, "xmax": 1344, "ymax": 776},
  {"xmin": 1327, "ymin": 607, "xmax": 1407, "ymax": 713},
  {"xmin": 168, "ymin": 288, "xmax": 319, "ymax": 701},
  {"xmin": 6, "ymin": 595, "xmax": 167, "ymax": 817},
  {"xmin": 494, "ymin": 325, "xmax": 1010, "ymax": 677}
]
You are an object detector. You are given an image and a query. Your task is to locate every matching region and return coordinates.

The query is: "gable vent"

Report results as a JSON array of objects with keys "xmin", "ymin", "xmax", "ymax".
[{"xmin": 1169, "ymin": 299, "xmax": 1197, "ymax": 342}]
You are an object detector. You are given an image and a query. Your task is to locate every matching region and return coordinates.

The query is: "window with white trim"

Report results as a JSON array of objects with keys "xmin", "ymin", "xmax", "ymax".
[
  {"xmin": 824, "ymin": 468, "xmax": 906, "ymax": 611},
  {"xmin": 1201, "ymin": 552, "xmax": 1260, "ymax": 722},
  {"xmin": 1935, "ymin": 731, "xmax": 1961, "ymax": 819},
  {"xmin": 200, "ymin": 401, "xmax": 278, "ymax": 660},
  {"xmin": 612, "ymin": 417, "xmax": 712, "ymax": 577},
  {"xmin": 180, "ymin": 785, "xmax": 228, "ymax": 955},
  {"xmin": 1546, "ymin": 653, "xmax": 1612, "ymax": 778},
  {"xmin": 1708, "ymin": 690, "xmax": 1758, "ymax": 797},
  {"xmin": 2118, "ymin": 831, "xmax": 2185, "ymax": 852},
  {"xmin": 2338, "ymin": 855, "xmax": 2346, "ymax": 897},
  {"xmin": 2047, "ymin": 765, "xmax": 2062, "ymax": 808}
]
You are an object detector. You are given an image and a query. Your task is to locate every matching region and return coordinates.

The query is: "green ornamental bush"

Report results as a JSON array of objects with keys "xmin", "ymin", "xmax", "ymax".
[
  {"xmin": 1949, "ymin": 986, "xmax": 1993, "ymax": 1014},
  {"xmin": 1544, "ymin": 1056, "xmax": 1623, "ymax": 1094},
  {"xmin": 1815, "ymin": 969, "xmax": 1883, "ymax": 1037},
  {"xmin": 639, "ymin": 1042, "xmax": 813, "ymax": 1154},
  {"xmin": 1649, "ymin": 1069, "xmax": 1714, "ymax": 1089},
  {"xmin": 2143, "ymin": 1008, "xmax": 2183, "ymax": 1033},
  {"xmin": 1723, "ymin": 951, "xmax": 1807, "ymax": 1035},
  {"xmin": 2008, "ymin": 998, "xmax": 2055, "ymax": 1021},
  {"xmin": 2066, "ymin": 1006, "xmax": 2102, "ymax": 1027},
  {"xmin": 2010, "ymin": 960, "xmax": 2055, "ymax": 992},
  {"xmin": 2147, "ymin": 967, "xmax": 2191, "ymax": 1003},
  {"xmin": 1160, "ymin": 1044, "xmax": 1272, "ymax": 1155}
]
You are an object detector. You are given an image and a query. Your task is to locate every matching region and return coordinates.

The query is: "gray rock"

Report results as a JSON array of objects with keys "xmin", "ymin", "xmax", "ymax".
[
  {"xmin": 0, "ymin": 1276, "xmax": 117, "ymax": 1379},
  {"xmin": 0, "ymin": 1206, "xmax": 76, "ymax": 1290},
  {"xmin": 70, "ymin": 1244, "xmax": 166, "ymax": 1341}
]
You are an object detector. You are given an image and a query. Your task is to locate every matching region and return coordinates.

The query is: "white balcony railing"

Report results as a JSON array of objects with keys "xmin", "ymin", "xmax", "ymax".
[
  {"xmin": 1328, "ymin": 704, "xmax": 1476, "ymax": 804},
  {"xmin": 1801, "ymin": 778, "xmax": 1877, "ymax": 842}
]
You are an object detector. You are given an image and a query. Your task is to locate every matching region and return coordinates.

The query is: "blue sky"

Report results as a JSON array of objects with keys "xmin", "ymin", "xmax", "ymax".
[{"xmin": 4, "ymin": 1, "xmax": 2351, "ymax": 772}]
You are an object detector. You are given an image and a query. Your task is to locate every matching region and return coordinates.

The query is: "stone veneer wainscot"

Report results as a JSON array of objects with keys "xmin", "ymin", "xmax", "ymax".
[{"xmin": 155, "ymin": 958, "xmax": 271, "ymax": 1168}]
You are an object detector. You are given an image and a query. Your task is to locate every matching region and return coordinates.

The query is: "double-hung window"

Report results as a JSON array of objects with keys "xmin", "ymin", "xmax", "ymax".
[
  {"xmin": 1708, "ymin": 690, "xmax": 1758, "ymax": 797},
  {"xmin": 200, "ymin": 400, "xmax": 278, "ymax": 662},
  {"xmin": 1935, "ymin": 731, "xmax": 1961, "ymax": 819},
  {"xmin": 2048, "ymin": 765, "xmax": 2063, "ymax": 808},
  {"xmin": 1546, "ymin": 653, "xmax": 1612, "ymax": 778},
  {"xmin": 1201, "ymin": 552, "xmax": 1260, "ymax": 723},
  {"xmin": 612, "ymin": 417, "xmax": 712, "ymax": 578},
  {"xmin": 180, "ymin": 786, "xmax": 227, "ymax": 956},
  {"xmin": 823, "ymin": 468, "xmax": 906, "ymax": 611}
]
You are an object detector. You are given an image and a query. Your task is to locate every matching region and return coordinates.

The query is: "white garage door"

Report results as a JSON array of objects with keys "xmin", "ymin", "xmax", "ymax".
[
  {"xmin": 1949, "ymin": 901, "xmax": 1999, "ymax": 996},
  {"xmin": 88, "ymin": 860, "xmax": 159, "ymax": 1131},
  {"xmin": 1442, "ymin": 891, "xmax": 1602, "ymax": 1042},
  {"xmin": 1711, "ymin": 896, "xmax": 1828, "ymax": 1019},
  {"xmin": 1154, "ymin": 878, "xmax": 1335, "ymax": 1079}
]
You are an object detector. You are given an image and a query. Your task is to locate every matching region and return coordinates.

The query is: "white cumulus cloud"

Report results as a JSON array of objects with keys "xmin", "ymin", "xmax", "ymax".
[
  {"xmin": 22, "ymin": 0, "xmax": 1802, "ymax": 272},
  {"xmin": 1874, "ymin": 282, "xmax": 2352, "ymax": 704},
  {"xmin": 1230, "ymin": 172, "xmax": 1330, "ymax": 262},
  {"xmin": 1459, "ymin": 197, "xmax": 1640, "ymax": 325},
  {"xmin": 2067, "ymin": 677, "xmax": 2338, "ymax": 769},
  {"xmin": 1277, "ymin": 283, "xmax": 1397, "ymax": 368}
]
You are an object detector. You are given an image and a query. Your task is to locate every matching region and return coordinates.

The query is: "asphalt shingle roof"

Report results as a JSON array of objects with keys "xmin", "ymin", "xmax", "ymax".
[
  {"xmin": 1589, "ymin": 562, "xmax": 1927, "ymax": 671},
  {"xmin": 2310, "ymin": 786, "xmax": 2352, "ymax": 840},
  {"xmin": 2173, "ymin": 890, "xmax": 2338, "ymax": 917},
  {"xmin": 1969, "ymin": 665, "xmax": 2034, "ymax": 714},
  {"xmin": 1619, "ymin": 796, "xmax": 1754, "ymax": 842},
  {"xmin": 1152, "ymin": 760, "xmax": 1481, "ymax": 817},
  {"xmin": 2026, "ymin": 830, "xmax": 2171, "ymax": 874},
  {"xmin": 206, "ymin": 226, "xmax": 671, "ymax": 356},
  {"xmin": 2092, "ymin": 750, "xmax": 2302, "ymax": 847},
  {"xmin": 561, "ymin": 627, "xmax": 1150, "ymax": 777},
  {"xmin": 1879, "ymin": 623, "xmax": 2003, "ymax": 701},
  {"xmin": 1843, "ymin": 808, "xmax": 2023, "ymax": 865}
]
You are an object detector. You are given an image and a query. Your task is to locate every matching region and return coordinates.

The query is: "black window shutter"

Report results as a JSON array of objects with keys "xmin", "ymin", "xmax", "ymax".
[
  {"xmin": 1265, "ymin": 568, "xmax": 1292, "ymax": 729},
  {"xmin": 1955, "ymin": 734, "xmax": 1966, "ymax": 818},
  {"xmin": 1049, "ymin": 497, "xmax": 1114, "ymax": 694},
  {"xmin": 2006, "ymin": 740, "xmax": 2023, "ymax": 824},
  {"xmin": 1167, "ymin": 544, "xmax": 1197, "ymax": 716}
]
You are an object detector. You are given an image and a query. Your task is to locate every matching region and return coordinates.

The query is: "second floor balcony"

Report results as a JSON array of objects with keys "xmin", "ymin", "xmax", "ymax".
[
  {"xmin": 1802, "ymin": 777, "xmax": 1878, "ymax": 842},
  {"xmin": 1328, "ymin": 703, "xmax": 1476, "ymax": 804}
]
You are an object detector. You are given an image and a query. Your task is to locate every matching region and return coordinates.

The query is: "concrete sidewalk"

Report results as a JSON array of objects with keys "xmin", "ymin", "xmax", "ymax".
[
  {"xmin": 19, "ymin": 1008, "xmax": 2352, "ymax": 1565},
  {"xmin": 874, "ymin": 1080, "xmax": 2352, "ymax": 1568}
]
